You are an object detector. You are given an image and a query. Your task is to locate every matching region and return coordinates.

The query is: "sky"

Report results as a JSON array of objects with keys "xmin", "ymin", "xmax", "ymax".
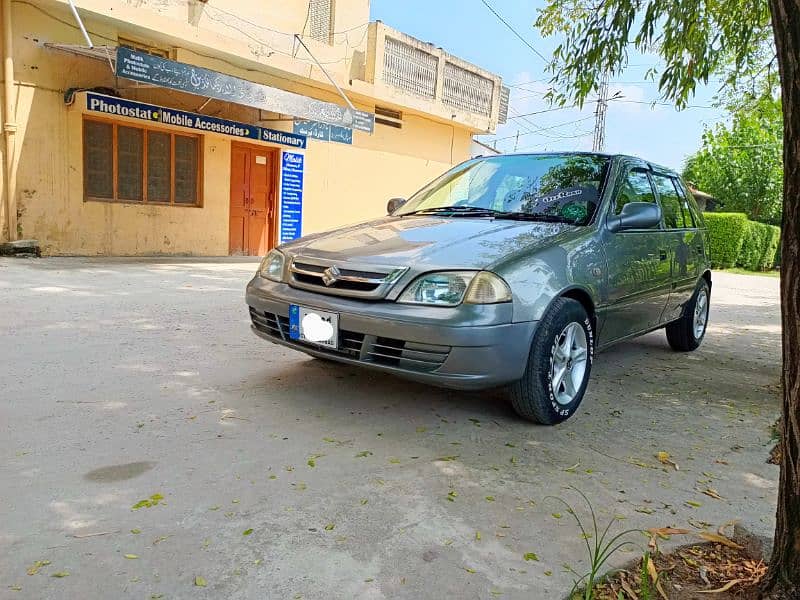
[{"xmin": 369, "ymin": 0, "xmax": 729, "ymax": 171}]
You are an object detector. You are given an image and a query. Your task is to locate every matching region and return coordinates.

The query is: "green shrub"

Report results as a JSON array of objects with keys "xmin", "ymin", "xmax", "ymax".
[
  {"xmin": 738, "ymin": 221, "xmax": 770, "ymax": 270},
  {"xmin": 763, "ymin": 224, "xmax": 781, "ymax": 270},
  {"xmin": 737, "ymin": 221, "xmax": 781, "ymax": 270},
  {"xmin": 703, "ymin": 212, "xmax": 749, "ymax": 268},
  {"xmin": 705, "ymin": 213, "xmax": 781, "ymax": 270}
]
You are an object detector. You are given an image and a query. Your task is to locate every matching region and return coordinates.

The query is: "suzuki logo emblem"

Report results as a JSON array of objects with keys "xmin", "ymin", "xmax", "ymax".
[{"xmin": 321, "ymin": 265, "xmax": 341, "ymax": 286}]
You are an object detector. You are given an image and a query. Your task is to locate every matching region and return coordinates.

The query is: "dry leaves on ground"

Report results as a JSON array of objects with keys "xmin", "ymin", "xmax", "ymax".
[{"xmin": 592, "ymin": 540, "xmax": 766, "ymax": 599}]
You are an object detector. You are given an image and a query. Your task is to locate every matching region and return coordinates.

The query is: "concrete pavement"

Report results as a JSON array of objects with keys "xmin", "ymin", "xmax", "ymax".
[{"xmin": 0, "ymin": 258, "xmax": 782, "ymax": 599}]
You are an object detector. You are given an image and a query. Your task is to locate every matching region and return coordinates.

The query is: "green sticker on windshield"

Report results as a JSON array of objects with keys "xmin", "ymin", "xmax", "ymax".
[{"xmin": 561, "ymin": 203, "xmax": 587, "ymax": 221}]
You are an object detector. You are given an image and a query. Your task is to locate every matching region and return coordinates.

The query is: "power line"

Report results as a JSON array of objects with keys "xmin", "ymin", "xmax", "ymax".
[
  {"xmin": 206, "ymin": 3, "xmax": 370, "ymax": 38},
  {"xmin": 514, "ymin": 131, "xmax": 593, "ymax": 152},
  {"xmin": 509, "ymin": 89, "xmax": 551, "ymax": 102},
  {"xmin": 508, "ymin": 103, "xmax": 596, "ymax": 119},
  {"xmin": 506, "ymin": 98, "xmax": 717, "ymax": 120},
  {"xmin": 478, "ymin": 0, "xmax": 549, "ymax": 62},
  {"xmin": 609, "ymin": 98, "xmax": 718, "ymax": 109},
  {"xmin": 508, "ymin": 78, "xmax": 551, "ymax": 88},
  {"xmin": 202, "ymin": 8, "xmax": 369, "ymax": 66},
  {"xmin": 507, "ymin": 107, "xmax": 594, "ymax": 141},
  {"xmin": 487, "ymin": 114, "xmax": 595, "ymax": 143}
]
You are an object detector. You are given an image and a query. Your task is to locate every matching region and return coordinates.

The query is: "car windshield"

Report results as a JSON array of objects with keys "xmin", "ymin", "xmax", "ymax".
[{"xmin": 394, "ymin": 154, "xmax": 611, "ymax": 225}]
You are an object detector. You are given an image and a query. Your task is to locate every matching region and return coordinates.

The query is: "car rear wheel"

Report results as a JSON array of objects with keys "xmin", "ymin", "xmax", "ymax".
[
  {"xmin": 507, "ymin": 297, "xmax": 594, "ymax": 425},
  {"xmin": 665, "ymin": 279, "xmax": 710, "ymax": 352}
]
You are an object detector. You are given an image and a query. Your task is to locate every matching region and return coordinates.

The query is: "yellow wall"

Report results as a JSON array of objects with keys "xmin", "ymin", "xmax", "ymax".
[{"xmin": 3, "ymin": 0, "xmax": 473, "ymax": 255}]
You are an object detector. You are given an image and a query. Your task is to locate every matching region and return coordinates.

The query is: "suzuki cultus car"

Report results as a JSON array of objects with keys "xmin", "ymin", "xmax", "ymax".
[{"xmin": 246, "ymin": 153, "xmax": 711, "ymax": 424}]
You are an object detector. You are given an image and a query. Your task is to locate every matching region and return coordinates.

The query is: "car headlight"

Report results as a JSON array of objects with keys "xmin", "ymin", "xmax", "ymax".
[
  {"xmin": 259, "ymin": 249, "xmax": 285, "ymax": 282},
  {"xmin": 398, "ymin": 271, "xmax": 512, "ymax": 306}
]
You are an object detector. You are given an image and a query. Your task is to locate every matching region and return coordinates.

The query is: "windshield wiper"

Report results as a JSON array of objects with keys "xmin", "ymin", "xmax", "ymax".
[
  {"xmin": 493, "ymin": 212, "xmax": 577, "ymax": 224},
  {"xmin": 403, "ymin": 206, "xmax": 503, "ymax": 217}
]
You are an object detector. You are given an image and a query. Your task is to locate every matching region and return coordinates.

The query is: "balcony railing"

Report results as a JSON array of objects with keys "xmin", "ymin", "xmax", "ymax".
[
  {"xmin": 382, "ymin": 36, "xmax": 438, "ymax": 99},
  {"xmin": 367, "ymin": 23, "xmax": 506, "ymax": 126},
  {"xmin": 442, "ymin": 61, "xmax": 494, "ymax": 117}
]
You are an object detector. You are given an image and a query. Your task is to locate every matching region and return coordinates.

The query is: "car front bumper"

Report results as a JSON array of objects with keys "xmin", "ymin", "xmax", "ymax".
[{"xmin": 245, "ymin": 276, "xmax": 537, "ymax": 390}]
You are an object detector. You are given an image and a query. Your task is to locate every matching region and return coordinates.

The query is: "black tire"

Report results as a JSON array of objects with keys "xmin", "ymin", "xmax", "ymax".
[
  {"xmin": 507, "ymin": 297, "xmax": 594, "ymax": 425},
  {"xmin": 665, "ymin": 279, "xmax": 710, "ymax": 352}
]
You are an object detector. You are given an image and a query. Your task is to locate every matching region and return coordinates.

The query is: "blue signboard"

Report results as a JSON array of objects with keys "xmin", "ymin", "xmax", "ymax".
[
  {"xmin": 86, "ymin": 92, "xmax": 306, "ymax": 149},
  {"xmin": 293, "ymin": 119, "xmax": 353, "ymax": 145},
  {"xmin": 115, "ymin": 47, "xmax": 374, "ymax": 133},
  {"xmin": 280, "ymin": 152, "xmax": 304, "ymax": 243}
]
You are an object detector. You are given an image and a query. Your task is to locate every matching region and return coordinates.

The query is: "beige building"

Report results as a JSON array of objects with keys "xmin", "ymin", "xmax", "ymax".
[{"xmin": 0, "ymin": 0, "xmax": 507, "ymax": 255}]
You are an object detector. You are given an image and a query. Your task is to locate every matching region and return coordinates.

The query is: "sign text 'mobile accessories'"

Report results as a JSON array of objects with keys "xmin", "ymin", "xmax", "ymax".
[{"xmin": 86, "ymin": 93, "xmax": 306, "ymax": 149}]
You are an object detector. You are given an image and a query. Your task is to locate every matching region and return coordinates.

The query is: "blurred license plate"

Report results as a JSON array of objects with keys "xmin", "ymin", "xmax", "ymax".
[{"xmin": 289, "ymin": 305, "xmax": 339, "ymax": 349}]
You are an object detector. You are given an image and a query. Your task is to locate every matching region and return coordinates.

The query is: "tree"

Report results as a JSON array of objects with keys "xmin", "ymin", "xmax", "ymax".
[
  {"xmin": 683, "ymin": 94, "xmax": 783, "ymax": 224},
  {"xmin": 533, "ymin": 0, "xmax": 800, "ymax": 596}
]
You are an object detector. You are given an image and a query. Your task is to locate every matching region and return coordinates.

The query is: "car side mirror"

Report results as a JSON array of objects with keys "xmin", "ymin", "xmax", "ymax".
[
  {"xmin": 607, "ymin": 202, "xmax": 662, "ymax": 232},
  {"xmin": 387, "ymin": 197, "xmax": 407, "ymax": 214}
]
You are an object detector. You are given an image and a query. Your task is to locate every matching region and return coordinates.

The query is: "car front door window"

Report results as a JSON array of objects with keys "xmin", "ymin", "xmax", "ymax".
[{"xmin": 615, "ymin": 169, "xmax": 659, "ymax": 228}]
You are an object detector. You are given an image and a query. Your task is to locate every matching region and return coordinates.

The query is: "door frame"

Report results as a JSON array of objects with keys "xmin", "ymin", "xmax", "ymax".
[
  {"xmin": 598, "ymin": 162, "xmax": 672, "ymax": 343},
  {"xmin": 229, "ymin": 142, "xmax": 280, "ymax": 255}
]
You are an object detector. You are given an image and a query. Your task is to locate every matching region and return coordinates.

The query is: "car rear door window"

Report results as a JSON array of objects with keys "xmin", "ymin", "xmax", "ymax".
[
  {"xmin": 651, "ymin": 174, "xmax": 685, "ymax": 229},
  {"xmin": 672, "ymin": 178, "xmax": 697, "ymax": 228}
]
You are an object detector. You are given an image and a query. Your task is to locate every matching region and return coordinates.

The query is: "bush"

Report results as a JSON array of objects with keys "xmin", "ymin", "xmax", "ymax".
[
  {"xmin": 738, "ymin": 221, "xmax": 781, "ymax": 270},
  {"xmin": 703, "ymin": 212, "xmax": 749, "ymax": 268},
  {"xmin": 738, "ymin": 221, "xmax": 771, "ymax": 270},
  {"xmin": 764, "ymin": 224, "xmax": 781, "ymax": 270},
  {"xmin": 703, "ymin": 213, "xmax": 781, "ymax": 270}
]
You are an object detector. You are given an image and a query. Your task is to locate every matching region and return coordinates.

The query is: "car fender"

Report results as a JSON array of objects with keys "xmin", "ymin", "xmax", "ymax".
[{"xmin": 496, "ymin": 233, "xmax": 605, "ymax": 324}]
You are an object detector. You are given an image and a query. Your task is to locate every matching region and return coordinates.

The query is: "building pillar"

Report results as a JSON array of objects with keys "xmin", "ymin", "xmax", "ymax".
[{"xmin": 2, "ymin": 0, "xmax": 18, "ymax": 242}]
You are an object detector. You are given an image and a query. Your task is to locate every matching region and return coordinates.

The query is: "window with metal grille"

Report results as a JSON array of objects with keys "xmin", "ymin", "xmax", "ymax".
[
  {"xmin": 83, "ymin": 117, "xmax": 202, "ymax": 207},
  {"xmin": 498, "ymin": 86, "xmax": 510, "ymax": 124},
  {"xmin": 442, "ymin": 62, "xmax": 494, "ymax": 117},
  {"xmin": 118, "ymin": 37, "xmax": 171, "ymax": 59},
  {"xmin": 382, "ymin": 37, "xmax": 438, "ymax": 98},
  {"xmin": 308, "ymin": 0, "xmax": 334, "ymax": 44}
]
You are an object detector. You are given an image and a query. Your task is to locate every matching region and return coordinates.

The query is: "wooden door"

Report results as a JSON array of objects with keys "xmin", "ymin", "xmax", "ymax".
[{"xmin": 229, "ymin": 144, "xmax": 276, "ymax": 255}]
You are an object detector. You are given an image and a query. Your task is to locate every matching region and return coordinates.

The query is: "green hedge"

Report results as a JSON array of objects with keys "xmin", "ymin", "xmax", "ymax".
[
  {"xmin": 703, "ymin": 212, "xmax": 781, "ymax": 270},
  {"xmin": 739, "ymin": 221, "xmax": 770, "ymax": 270},
  {"xmin": 764, "ymin": 224, "xmax": 781, "ymax": 269},
  {"xmin": 703, "ymin": 212, "xmax": 750, "ymax": 268}
]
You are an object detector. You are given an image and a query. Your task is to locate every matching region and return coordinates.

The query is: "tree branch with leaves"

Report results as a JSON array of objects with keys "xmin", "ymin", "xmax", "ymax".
[{"xmin": 534, "ymin": 0, "xmax": 800, "ymax": 596}]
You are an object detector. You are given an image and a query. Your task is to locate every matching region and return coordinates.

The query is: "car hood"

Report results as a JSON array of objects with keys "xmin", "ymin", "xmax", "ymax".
[{"xmin": 281, "ymin": 215, "xmax": 578, "ymax": 270}]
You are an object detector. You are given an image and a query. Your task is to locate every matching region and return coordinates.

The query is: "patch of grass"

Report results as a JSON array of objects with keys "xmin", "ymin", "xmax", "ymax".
[
  {"xmin": 546, "ymin": 488, "xmax": 642, "ymax": 600},
  {"xmin": 720, "ymin": 267, "xmax": 780, "ymax": 278}
]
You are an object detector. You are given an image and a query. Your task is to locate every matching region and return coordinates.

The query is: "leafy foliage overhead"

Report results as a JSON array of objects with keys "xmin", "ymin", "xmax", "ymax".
[{"xmin": 535, "ymin": 0, "xmax": 774, "ymax": 107}]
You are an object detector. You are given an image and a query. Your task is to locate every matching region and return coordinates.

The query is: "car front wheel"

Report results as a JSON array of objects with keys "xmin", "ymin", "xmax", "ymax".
[
  {"xmin": 665, "ymin": 279, "xmax": 710, "ymax": 351},
  {"xmin": 507, "ymin": 297, "xmax": 594, "ymax": 425}
]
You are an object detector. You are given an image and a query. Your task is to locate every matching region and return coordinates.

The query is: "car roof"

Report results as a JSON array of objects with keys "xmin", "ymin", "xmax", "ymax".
[{"xmin": 476, "ymin": 151, "xmax": 681, "ymax": 178}]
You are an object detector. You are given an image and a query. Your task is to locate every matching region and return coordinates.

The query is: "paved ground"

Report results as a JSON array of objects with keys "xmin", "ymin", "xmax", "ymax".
[{"xmin": 0, "ymin": 258, "xmax": 782, "ymax": 600}]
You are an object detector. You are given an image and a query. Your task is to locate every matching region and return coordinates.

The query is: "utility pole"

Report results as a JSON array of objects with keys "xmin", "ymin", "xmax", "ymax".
[
  {"xmin": 513, "ymin": 130, "xmax": 520, "ymax": 152},
  {"xmin": 592, "ymin": 74, "xmax": 609, "ymax": 152}
]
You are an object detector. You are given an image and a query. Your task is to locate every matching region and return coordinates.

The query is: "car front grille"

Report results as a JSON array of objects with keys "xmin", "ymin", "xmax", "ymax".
[
  {"xmin": 287, "ymin": 258, "xmax": 407, "ymax": 299},
  {"xmin": 249, "ymin": 308, "xmax": 450, "ymax": 373}
]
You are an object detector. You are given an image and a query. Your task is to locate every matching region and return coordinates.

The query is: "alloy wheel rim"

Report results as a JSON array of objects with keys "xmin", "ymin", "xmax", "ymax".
[
  {"xmin": 694, "ymin": 289, "xmax": 709, "ymax": 339},
  {"xmin": 550, "ymin": 322, "xmax": 589, "ymax": 406}
]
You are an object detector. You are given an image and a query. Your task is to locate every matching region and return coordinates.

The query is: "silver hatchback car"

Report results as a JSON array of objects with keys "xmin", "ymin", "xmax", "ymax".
[{"xmin": 246, "ymin": 152, "xmax": 711, "ymax": 424}]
